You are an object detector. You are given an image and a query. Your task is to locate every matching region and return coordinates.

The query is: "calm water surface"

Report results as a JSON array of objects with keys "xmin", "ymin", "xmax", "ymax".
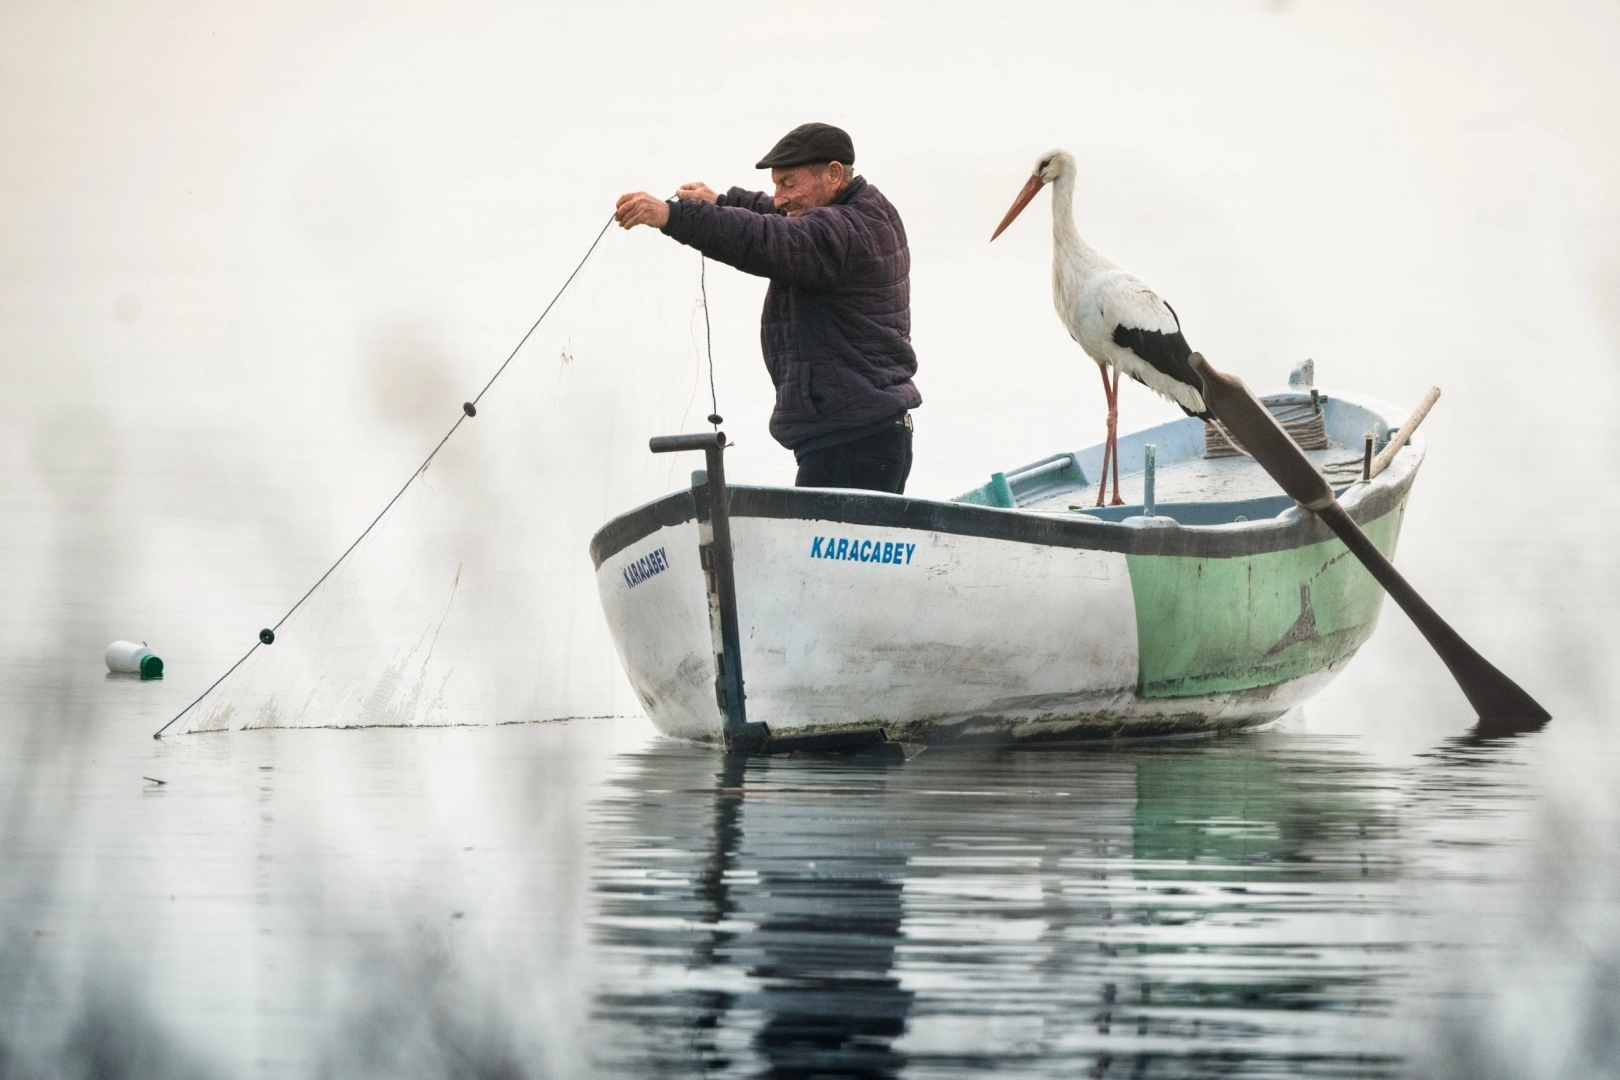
[
  {"xmin": 7, "ymin": 685, "xmax": 1595, "ymax": 1079},
  {"xmin": 589, "ymin": 728, "xmax": 1539, "ymax": 1078}
]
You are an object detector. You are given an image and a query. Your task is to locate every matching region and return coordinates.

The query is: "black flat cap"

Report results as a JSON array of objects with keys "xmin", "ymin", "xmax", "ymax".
[{"xmin": 755, "ymin": 123, "xmax": 855, "ymax": 169}]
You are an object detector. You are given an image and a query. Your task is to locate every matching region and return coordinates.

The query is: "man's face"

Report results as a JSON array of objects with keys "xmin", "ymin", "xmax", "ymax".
[{"xmin": 772, "ymin": 163, "xmax": 846, "ymax": 216}]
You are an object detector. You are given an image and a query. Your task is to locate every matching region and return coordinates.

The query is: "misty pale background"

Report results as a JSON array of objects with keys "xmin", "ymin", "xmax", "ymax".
[{"xmin": 3, "ymin": 0, "xmax": 1619, "ymax": 1076}]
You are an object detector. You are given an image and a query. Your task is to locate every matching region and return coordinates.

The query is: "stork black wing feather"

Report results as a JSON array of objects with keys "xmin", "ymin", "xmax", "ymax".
[{"xmin": 1110, "ymin": 304, "xmax": 1210, "ymax": 418}]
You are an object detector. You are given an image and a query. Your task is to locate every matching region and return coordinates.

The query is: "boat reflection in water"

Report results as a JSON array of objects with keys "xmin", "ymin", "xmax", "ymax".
[
  {"xmin": 594, "ymin": 748, "xmax": 915, "ymax": 1076},
  {"xmin": 591, "ymin": 731, "xmax": 1515, "ymax": 1077}
]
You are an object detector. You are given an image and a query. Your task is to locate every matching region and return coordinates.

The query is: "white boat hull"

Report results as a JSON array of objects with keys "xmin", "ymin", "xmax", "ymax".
[{"xmin": 592, "ymin": 391, "xmax": 1421, "ymax": 746}]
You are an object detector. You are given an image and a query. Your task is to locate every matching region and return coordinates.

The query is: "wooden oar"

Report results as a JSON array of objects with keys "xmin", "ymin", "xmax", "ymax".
[{"xmin": 1187, "ymin": 353, "xmax": 1549, "ymax": 735}]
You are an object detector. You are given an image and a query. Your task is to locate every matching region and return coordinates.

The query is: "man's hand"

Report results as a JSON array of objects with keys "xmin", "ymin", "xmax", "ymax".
[
  {"xmin": 615, "ymin": 192, "xmax": 670, "ymax": 230},
  {"xmin": 675, "ymin": 182, "xmax": 719, "ymax": 203}
]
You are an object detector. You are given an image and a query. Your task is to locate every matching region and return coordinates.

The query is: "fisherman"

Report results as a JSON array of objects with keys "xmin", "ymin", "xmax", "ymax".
[{"xmin": 614, "ymin": 123, "xmax": 921, "ymax": 494}]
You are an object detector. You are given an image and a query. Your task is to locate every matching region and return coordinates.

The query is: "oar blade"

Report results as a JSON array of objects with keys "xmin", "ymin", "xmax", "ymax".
[{"xmin": 1314, "ymin": 502, "xmax": 1550, "ymax": 734}]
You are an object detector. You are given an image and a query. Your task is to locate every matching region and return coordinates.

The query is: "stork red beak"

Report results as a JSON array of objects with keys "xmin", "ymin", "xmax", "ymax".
[{"xmin": 990, "ymin": 175, "xmax": 1045, "ymax": 241}]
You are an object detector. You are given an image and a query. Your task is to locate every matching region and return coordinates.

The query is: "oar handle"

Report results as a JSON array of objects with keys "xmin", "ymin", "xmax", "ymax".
[
  {"xmin": 1189, "ymin": 354, "xmax": 1334, "ymax": 510},
  {"xmin": 1187, "ymin": 353, "xmax": 1548, "ymax": 732}
]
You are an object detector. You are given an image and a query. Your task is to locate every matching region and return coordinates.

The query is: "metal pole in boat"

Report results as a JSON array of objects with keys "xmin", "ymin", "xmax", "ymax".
[
  {"xmin": 649, "ymin": 432, "xmax": 770, "ymax": 753},
  {"xmin": 1143, "ymin": 444, "xmax": 1157, "ymax": 516}
]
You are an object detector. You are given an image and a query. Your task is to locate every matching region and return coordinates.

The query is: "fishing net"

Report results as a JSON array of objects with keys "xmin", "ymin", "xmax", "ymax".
[{"xmin": 173, "ymin": 227, "xmax": 729, "ymax": 734}]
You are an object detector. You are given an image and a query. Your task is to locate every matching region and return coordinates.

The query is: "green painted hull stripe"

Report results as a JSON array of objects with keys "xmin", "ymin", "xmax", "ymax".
[{"xmin": 1127, "ymin": 503, "xmax": 1406, "ymax": 698}]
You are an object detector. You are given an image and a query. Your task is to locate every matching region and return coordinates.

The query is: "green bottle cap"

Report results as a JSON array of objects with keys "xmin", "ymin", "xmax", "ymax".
[{"xmin": 139, "ymin": 654, "xmax": 164, "ymax": 679}]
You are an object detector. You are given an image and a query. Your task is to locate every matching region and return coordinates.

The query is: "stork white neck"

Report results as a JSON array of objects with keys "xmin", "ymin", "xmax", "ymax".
[{"xmin": 1049, "ymin": 167, "xmax": 1104, "ymax": 277}]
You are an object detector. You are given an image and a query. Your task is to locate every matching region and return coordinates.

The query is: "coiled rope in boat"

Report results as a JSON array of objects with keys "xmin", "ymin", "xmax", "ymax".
[{"xmin": 1204, "ymin": 396, "xmax": 1329, "ymax": 458}]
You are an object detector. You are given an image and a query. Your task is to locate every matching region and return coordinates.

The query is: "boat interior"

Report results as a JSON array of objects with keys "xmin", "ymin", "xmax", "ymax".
[{"xmin": 954, "ymin": 387, "xmax": 1410, "ymax": 528}]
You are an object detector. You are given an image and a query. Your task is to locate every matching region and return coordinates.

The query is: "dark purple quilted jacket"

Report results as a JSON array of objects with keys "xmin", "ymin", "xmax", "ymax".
[{"xmin": 661, "ymin": 177, "xmax": 921, "ymax": 449}]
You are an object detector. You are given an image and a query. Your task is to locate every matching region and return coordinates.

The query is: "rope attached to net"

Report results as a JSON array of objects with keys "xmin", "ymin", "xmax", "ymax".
[
  {"xmin": 700, "ymin": 255, "xmax": 722, "ymax": 429},
  {"xmin": 153, "ymin": 214, "xmax": 616, "ymax": 738}
]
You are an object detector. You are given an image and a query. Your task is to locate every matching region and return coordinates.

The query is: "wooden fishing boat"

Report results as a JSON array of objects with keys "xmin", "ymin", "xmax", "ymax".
[{"xmin": 590, "ymin": 378, "xmax": 1424, "ymax": 747}]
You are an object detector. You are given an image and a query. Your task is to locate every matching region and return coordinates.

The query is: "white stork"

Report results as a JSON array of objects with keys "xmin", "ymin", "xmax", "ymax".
[{"xmin": 991, "ymin": 149, "xmax": 1208, "ymax": 506}]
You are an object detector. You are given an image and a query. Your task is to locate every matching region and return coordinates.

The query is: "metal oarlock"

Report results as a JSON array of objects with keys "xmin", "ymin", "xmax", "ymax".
[{"xmin": 649, "ymin": 432, "xmax": 769, "ymax": 753}]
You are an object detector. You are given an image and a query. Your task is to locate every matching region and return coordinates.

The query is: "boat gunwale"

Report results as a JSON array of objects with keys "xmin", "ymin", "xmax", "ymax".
[
  {"xmin": 590, "ymin": 389, "xmax": 1424, "ymax": 569},
  {"xmin": 589, "ymin": 473, "xmax": 1412, "ymax": 569}
]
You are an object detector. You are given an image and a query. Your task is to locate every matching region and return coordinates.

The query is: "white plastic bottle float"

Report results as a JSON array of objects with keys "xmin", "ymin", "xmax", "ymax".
[{"xmin": 105, "ymin": 640, "xmax": 163, "ymax": 679}]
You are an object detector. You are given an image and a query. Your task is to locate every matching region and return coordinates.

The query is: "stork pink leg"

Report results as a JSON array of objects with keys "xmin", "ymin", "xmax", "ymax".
[
  {"xmin": 1095, "ymin": 366, "xmax": 1115, "ymax": 507},
  {"xmin": 1108, "ymin": 365, "xmax": 1124, "ymax": 506}
]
